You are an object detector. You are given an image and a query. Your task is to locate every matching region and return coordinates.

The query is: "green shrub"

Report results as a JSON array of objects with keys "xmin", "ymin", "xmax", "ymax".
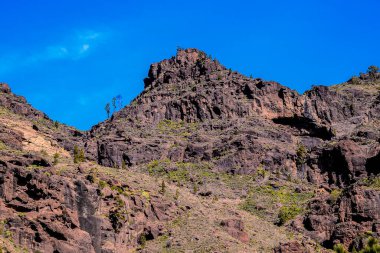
[
  {"xmin": 141, "ymin": 190, "xmax": 150, "ymax": 201},
  {"xmin": 277, "ymin": 205, "xmax": 302, "ymax": 225},
  {"xmin": 147, "ymin": 159, "xmax": 169, "ymax": 175},
  {"xmin": 98, "ymin": 180, "xmax": 108, "ymax": 189},
  {"xmin": 360, "ymin": 236, "xmax": 380, "ymax": 253},
  {"xmin": 160, "ymin": 180, "xmax": 166, "ymax": 194},
  {"xmin": 333, "ymin": 244, "xmax": 348, "ymax": 253},
  {"xmin": 139, "ymin": 234, "xmax": 147, "ymax": 248},
  {"xmin": 53, "ymin": 153, "xmax": 60, "ymax": 165},
  {"xmin": 329, "ymin": 189, "xmax": 342, "ymax": 203},
  {"xmin": 362, "ymin": 177, "xmax": 380, "ymax": 189},
  {"xmin": 73, "ymin": 146, "xmax": 85, "ymax": 163},
  {"xmin": 296, "ymin": 143, "xmax": 308, "ymax": 165},
  {"xmin": 121, "ymin": 160, "xmax": 126, "ymax": 170},
  {"xmin": 0, "ymin": 141, "xmax": 7, "ymax": 150},
  {"xmin": 240, "ymin": 185, "xmax": 313, "ymax": 223}
]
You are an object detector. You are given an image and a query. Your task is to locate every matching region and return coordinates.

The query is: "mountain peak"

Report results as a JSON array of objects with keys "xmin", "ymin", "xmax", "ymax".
[{"xmin": 143, "ymin": 48, "xmax": 226, "ymax": 89}]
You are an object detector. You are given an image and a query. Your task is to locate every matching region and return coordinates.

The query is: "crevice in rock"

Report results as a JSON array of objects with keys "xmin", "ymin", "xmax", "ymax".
[
  {"xmin": 15, "ymin": 173, "xmax": 32, "ymax": 187},
  {"xmin": 319, "ymin": 148, "xmax": 351, "ymax": 187},
  {"xmin": 122, "ymin": 154, "xmax": 132, "ymax": 167},
  {"xmin": 5, "ymin": 203, "xmax": 33, "ymax": 212},
  {"xmin": 365, "ymin": 152, "xmax": 380, "ymax": 176},
  {"xmin": 32, "ymin": 158, "xmax": 50, "ymax": 167},
  {"xmin": 242, "ymin": 84, "xmax": 254, "ymax": 99},
  {"xmin": 26, "ymin": 184, "xmax": 47, "ymax": 200},
  {"xmin": 272, "ymin": 116, "xmax": 334, "ymax": 140},
  {"xmin": 41, "ymin": 223, "xmax": 67, "ymax": 241}
]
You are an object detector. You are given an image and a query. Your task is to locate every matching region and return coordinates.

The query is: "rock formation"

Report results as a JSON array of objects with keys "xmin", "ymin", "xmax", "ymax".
[{"xmin": 0, "ymin": 49, "xmax": 379, "ymax": 252}]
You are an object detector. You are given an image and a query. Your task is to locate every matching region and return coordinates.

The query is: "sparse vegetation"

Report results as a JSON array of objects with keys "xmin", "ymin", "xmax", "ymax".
[
  {"xmin": 0, "ymin": 141, "xmax": 7, "ymax": 150},
  {"xmin": 121, "ymin": 159, "xmax": 126, "ymax": 170},
  {"xmin": 351, "ymin": 76, "xmax": 361, "ymax": 84},
  {"xmin": 160, "ymin": 180, "xmax": 166, "ymax": 194},
  {"xmin": 157, "ymin": 119, "xmax": 198, "ymax": 138},
  {"xmin": 98, "ymin": 180, "xmax": 108, "ymax": 189},
  {"xmin": 240, "ymin": 184, "xmax": 314, "ymax": 224},
  {"xmin": 53, "ymin": 153, "xmax": 60, "ymax": 165},
  {"xmin": 296, "ymin": 142, "xmax": 308, "ymax": 166},
  {"xmin": 329, "ymin": 189, "xmax": 342, "ymax": 203},
  {"xmin": 334, "ymin": 236, "xmax": 380, "ymax": 253},
  {"xmin": 367, "ymin": 65, "xmax": 379, "ymax": 80},
  {"xmin": 141, "ymin": 190, "xmax": 150, "ymax": 201},
  {"xmin": 139, "ymin": 234, "xmax": 147, "ymax": 248},
  {"xmin": 333, "ymin": 244, "xmax": 348, "ymax": 253},
  {"xmin": 73, "ymin": 145, "xmax": 85, "ymax": 163},
  {"xmin": 277, "ymin": 205, "xmax": 302, "ymax": 225},
  {"xmin": 362, "ymin": 176, "xmax": 380, "ymax": 189}
]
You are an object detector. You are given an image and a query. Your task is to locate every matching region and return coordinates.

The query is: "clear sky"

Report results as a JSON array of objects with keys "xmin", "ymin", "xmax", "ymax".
[{"xmin": 0, "ymin": 1, "xmax": 379, "ymax": 130}]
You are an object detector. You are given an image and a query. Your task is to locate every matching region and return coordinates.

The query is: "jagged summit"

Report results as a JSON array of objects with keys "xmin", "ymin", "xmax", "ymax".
[
  {"xmin": 143, "ymin": 48, "xmax": 227, "ymax": 89},
  {"xmin": 0, "ymin": 53, "xmax": 379, "ymax": 252}
]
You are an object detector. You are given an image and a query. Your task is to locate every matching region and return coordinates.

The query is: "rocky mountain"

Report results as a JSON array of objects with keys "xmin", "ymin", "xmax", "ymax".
[{"xmin": 0, "ymin": 49, "xmax": 379, "ymax": 253}]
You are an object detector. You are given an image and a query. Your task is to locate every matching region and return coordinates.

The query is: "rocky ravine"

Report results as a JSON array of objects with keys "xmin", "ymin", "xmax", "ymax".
[{"xmin": 0, "ymin": 48, "xmax": 379, "ymax": 252}]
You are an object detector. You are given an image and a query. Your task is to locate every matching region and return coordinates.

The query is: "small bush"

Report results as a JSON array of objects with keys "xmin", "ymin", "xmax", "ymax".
[
  {"xmin": 362, "ymin": 177, "xmax": 380, "ymax": 189},
  {"xmin": 160, "ymin": 180, "xmax": 166, "ymax": 195},
  {"xmin": 53, "ymin": 153, "xmax": 60, "ymax": 165},
  {"xmin": 329, "ymin": 189, "xmax": 342, "ymax": 203},
  {"xmin": 296, "ymin": 143, "xmax": 308, "ymax": 165},
  {"xmin": 121, "ymin": 160, "xmax": 126, "ymax": 170},
  {"xmin": 141, "ymin": 191, "xmax": 150, "ymax": 201},
  {"xmin": 139, "ymin": 234, "xmax": 147, "ymax": 248},
  {"xmin": 0, "ymin": 141, "xmax": 7, "ymax": 150},
  {"xmin": 367, "ymin": 65, "xmax": 379, "ymax": 80},
  {"xmin": 333, "ymin": 244, "xmax": 348, "ymax": 253},
  {"xmin": 277, "ymin": 205, "xmax": 302, "ymax": 225},
  {"xmin": 360, "ymin": 236, "xmax": 380, "ymax": 253},
  {"xmin": 98, "ymin": 180, "xmax": 108, "ymax": 189},
  {"xmin": 73, "ymin": 146, "xmax": 85, "ymax": 163},
  {"xmin": 351, "ymin": 76, "xmax": 361, "ymax": 84}
]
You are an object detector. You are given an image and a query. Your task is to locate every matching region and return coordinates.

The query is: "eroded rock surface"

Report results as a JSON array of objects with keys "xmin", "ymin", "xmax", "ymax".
[{"xmin": 0, "ymin": 49, "xmax": 379, "ymax": 252}]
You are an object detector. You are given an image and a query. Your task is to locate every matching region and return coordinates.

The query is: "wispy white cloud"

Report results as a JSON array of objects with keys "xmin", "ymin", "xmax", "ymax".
[{"xmin": 0, "ymin": 29, "xmax": 109, "ymax": 75}]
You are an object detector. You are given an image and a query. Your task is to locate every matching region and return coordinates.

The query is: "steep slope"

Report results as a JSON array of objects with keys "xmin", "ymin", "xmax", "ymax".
[
  {"xmin": 0, "ymin": 48, "xmax": 379, "ymax": 253},
  {"xmin": 0, "ymin": 80, "xmax": 300, "ymax": 252},
  {"xmin": 86, "ymin": 48, "xmax": 380, "ymax": 252}
]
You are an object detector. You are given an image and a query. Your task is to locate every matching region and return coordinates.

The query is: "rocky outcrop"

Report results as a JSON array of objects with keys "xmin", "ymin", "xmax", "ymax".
[
  {"xmin": 1, "ymin": 49, "xmax": 379, "ymax": 252},
  {"xmin": 0, "ymin": 83, "xmax": 45, "ymax": 119},
  {"xmin": 297, "ymin": 185, "xmax": 380, "ymax": 249},
  {"xmin": 0, "ymin": 154, "xmax": 178, "ymax": 253},
  {"xmin": 220, "ymin": 219, "xmax": 249, "ymax": 243}
]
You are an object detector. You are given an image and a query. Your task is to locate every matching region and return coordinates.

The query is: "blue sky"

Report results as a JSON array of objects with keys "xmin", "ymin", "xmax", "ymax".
[{"xmin": 0, "ymin": 1, "xmax": 379, "ymax": 130}]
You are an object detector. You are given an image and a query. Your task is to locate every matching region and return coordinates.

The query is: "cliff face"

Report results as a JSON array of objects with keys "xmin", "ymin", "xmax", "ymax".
[{"xmin": 0, "ymin": 49, "xmax": 379, "ymax": 252}]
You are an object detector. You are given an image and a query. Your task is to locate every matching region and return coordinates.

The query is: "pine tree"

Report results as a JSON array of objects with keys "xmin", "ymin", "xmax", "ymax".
[{"xmin": 105, "ymin": 103, "xmax": 110, "ymax": 119}]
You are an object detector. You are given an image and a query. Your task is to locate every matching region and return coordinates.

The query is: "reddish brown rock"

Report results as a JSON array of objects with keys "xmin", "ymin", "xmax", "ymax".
[
  {"xmin": 220, "ymin": 219, "xmax": 249, "ymax": 243},
  {"xmin": 1, "ymin": 49, "xmax": 380, "ymax": 252}
]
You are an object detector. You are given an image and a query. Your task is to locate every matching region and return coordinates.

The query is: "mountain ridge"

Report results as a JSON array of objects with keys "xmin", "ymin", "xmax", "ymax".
[{"xmin": 0, "ymin": 49, "xmax": 379, "ymax": 252}]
